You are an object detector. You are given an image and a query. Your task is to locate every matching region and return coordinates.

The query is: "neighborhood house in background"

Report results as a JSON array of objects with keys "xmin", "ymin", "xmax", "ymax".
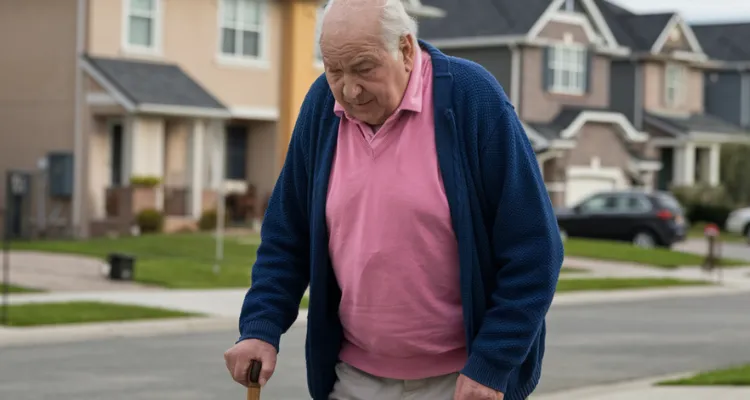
[
  {"xmin": 2, "ymin": 0, "xmax": 750, "ymax": 239},
  {"xmin": 420, "ymin": 0, "xmax": 750, "ymax": 209},
  {"xmin": 0, "ymin": 0, "xmax": 325, "ymax": 238}
]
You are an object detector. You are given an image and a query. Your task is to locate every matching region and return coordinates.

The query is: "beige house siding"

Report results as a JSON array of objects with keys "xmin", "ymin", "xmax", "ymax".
[
  {"xmin": 642, "ymin": 61, "xmax": 703, "ymax": 114},
  {"xmin": 567, "ymin": 123, "xmax": 631, "ymax": 170},
  {"xmin": 86, "ymin": 0, "xmax": 282, "ymax": 110},
  {"xmin": 0, "ymin": 0, "xmax": 78, "ymax": 232},
  {"xmin": 520, "ymin": 47, "xmax": 610, "ymax": 123},
  {"xmin": 537, "ymin": 21, "xmax": 592, "ymax": 44}
]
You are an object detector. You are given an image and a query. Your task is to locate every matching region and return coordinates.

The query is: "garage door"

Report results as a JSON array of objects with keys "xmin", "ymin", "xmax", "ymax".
[{"xmin": 565, "ymin": 176, "xmax": 616, "ymax": 206}]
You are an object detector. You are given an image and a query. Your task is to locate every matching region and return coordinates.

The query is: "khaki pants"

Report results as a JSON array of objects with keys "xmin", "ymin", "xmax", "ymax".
[{"xmin": 329, "ymin": 362, "xmax": 459, "ymax": 400}]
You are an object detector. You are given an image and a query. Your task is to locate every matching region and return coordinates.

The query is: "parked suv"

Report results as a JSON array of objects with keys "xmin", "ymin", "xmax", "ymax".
[{"xmin": 556, "ymin": 190, "xmax": 688, "ymax": 248}]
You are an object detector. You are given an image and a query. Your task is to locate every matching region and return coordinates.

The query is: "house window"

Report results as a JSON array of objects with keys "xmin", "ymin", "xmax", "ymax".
[
  {"xmin": 225, "ymin": 125, "xmax": 248, "ymax": 181},
  {"xmin": 126, "ymin": 0, "xmax": 159, "ymax": 49},
  {"xmin": 220, "ymin": 0, "xmax": 265, "ymax": 60},
  {"xmin": 665, "ymin": 63, "xmax": 686, "ymax": 108},
  {"xmin": 548, "ymin": 44, "xmax": 588, "ymax": 95}
]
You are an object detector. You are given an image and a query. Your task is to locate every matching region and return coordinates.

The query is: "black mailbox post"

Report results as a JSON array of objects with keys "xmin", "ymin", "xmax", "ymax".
[{"xmin": 107, "ymin": 253, "xmax": 135, "ymax": 281}]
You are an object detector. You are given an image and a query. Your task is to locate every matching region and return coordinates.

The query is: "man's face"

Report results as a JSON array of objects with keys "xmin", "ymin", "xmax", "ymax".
[{"xmin": 320, "ymin": 30, "xmax": 414, "ymax": 126}]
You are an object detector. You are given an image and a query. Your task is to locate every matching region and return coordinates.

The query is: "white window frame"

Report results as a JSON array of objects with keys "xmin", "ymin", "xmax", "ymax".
[
  {"xmin": 664, "ymin": 63, "xmax": 686, "ymax": 108},
  {"xmin": 122, "ymin": 0, "xmax": 162, "ymax": 55},
  {"xmin": 217, "ymin": 0, "xmax": 269, "ymax": 68},
  {"xmin": 548, "ymin": 43, "xmax": 587, "ymax": 95}
]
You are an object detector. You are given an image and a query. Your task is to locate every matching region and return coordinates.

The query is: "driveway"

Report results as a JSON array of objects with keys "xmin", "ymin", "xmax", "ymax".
[{"xmin": 1, "ymin": 251, "xmax": 154, "ymax": 292}]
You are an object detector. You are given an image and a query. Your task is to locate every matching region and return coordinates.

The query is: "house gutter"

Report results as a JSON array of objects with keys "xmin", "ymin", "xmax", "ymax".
[{"xmin": 72, "ymin": 0, "xmax": 87, "ymax": 238}]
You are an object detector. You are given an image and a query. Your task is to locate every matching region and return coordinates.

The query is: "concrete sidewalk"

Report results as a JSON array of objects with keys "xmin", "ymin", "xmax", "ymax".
[{"xmin": 536, "ymin": 374, "xmax": 750, "ymax": 400}]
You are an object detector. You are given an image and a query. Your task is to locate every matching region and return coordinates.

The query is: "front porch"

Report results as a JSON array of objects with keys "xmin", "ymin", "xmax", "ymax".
[
  {"xmin": 87, "ymin": 115, "xmax": 226, "ymax": 236},
  {"xmin": 80, "ymin": 54, "xmax": 232, "ymax": 236},
  {"xmin": 644, "ymin": 111, "xmax": 750, "ymax": 191}
]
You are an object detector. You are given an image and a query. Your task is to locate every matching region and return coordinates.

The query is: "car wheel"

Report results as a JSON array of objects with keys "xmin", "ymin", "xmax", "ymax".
[{"xmin": 632, "ymin": 231, "xmax": 656, "ymax": 249}]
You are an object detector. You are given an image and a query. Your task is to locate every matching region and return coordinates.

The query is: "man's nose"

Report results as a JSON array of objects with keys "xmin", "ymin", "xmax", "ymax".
[{"xmin": 342, "ymin": 79, "xmax": 362, "ymax": 100}]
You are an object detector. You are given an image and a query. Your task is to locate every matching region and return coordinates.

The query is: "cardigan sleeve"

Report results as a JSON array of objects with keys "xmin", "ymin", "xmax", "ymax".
[
  {"xmin": 461, "ymin": 102, "xmax": 564, "ymax": 392},
  {"xmin": 236, "ymin": 93, "xmax": 314, "ymax": 352}
]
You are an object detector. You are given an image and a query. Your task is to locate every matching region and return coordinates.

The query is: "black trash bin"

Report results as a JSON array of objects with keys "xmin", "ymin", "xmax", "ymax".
[{"xmin": 107, "ymin": 253, "xmax": 135, "ymax": 281}]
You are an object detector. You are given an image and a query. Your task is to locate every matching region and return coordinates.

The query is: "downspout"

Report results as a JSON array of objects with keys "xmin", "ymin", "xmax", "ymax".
[{"xmin": 72, "ymin": 0, "xmax": 87, "ymax": 237}]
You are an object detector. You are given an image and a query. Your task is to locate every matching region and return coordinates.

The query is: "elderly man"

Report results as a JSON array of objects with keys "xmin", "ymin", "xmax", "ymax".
[{"xmin": 224, "ymin": 0, "xmax": 563, "ymax": 398}]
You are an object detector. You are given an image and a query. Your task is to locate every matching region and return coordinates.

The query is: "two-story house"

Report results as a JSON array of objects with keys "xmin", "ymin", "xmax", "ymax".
[
  {"xmin": 0, "ymin": 0, "xmax": 330, "ymax": 238},
  {"xmin": 419, "ymin": 0, "xmax": 750, "ymax": 208},
  {"xmin": 596, "ymin": 0, "xmax": 750, "ymax": 193},
  {"xmin": 691, "ymin": 22, "xmax": 750, "ymax": 133},
  {"xmin": 420, "ymin": 0, "xmax": 662, "ymax": 207}
]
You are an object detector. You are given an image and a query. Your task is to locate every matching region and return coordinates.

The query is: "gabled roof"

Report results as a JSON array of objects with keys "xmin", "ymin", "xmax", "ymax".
[
  {"xmin": 595, "ymin": 0, "xmax": 673, "ymax": 52},
  {"xmin": 692, "ymin": 22, "xmax": 750, "ymax": 62},
  {"xmin": 417, "ymin": 0, "xmax": 554, "ymax": 40},
  {"xmin": 594, "ymin": 0, "xmax": 702, "ymax": 54},
  {"xmin": 81, "ymin": 55, "xmax": 229, "ymax": 118}
]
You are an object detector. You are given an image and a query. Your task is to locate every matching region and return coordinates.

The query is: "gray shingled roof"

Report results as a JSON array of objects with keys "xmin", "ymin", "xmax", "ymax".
[
  {"xmin": 84, "ymin": 55, "xmax": 226, "ymax": 110},
  {"xmin": 418, "ymin": 0, "xmax": 552, "ymax": 40},
  {"xmin": 595, "ymin": 0, "xmax": 674, "ymax": 52},
  {"xmin": 645, "ymin": 112, "xmax": 747, "ymax": 136},
  {"xmin": 692, "ymin": 22, "xmax": 750, "ymax": 62}
]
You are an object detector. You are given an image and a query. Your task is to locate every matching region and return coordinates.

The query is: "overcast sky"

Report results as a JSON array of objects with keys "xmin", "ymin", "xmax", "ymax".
[{"xmin": 611, "ymin": 0, "xmax": 750, "ymax": 23}]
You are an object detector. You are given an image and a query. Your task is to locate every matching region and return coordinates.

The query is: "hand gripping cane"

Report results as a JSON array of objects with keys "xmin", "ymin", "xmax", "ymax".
[{"xmin": 246, "ymin": 360, "xmax": 262, "ymax": 400}]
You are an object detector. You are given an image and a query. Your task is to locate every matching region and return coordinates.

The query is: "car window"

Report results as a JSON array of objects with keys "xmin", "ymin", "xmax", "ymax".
[
  {"xmin": 580, "ymin": 195, "xmax": 617, "ymax": 213},
  {"xmin": 617, "ymin": 195, "xmax": 651, "ymax": 213}
]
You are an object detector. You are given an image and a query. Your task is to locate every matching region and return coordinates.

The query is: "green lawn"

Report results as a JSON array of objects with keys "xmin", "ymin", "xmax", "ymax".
[
  {"xmin": 659, "ymin": 364, "xmax": 750, "ymax": 386},
  {"xmin": 556, "ymin": 277, "xmax": 710, "ymax": 292},
  {"xmin": 0, "ymin": 301, "xmax": 199, "ymax": 327},
  {"xmin": 560, "ymin": 267, "xmax": 589, "ymax": 274},
  {"xmin": 565, "ymin": 238, "xmax": 746, "ymax": 268},
  {"xmin": 3, "ymin": 284, "xmax": 43, "ymax": 293},
  {"xmin": 11, "ymin": 233, "xmax": 258, "ymax": 289}
]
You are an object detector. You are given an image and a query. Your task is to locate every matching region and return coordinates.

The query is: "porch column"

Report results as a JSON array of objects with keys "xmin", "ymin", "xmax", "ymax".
[
  {"xmin": 189, "ymin": 119, "xmax": 206, "ymax": 219},
  {"xmin": 673, "ymin": 143, "xmax": 695, "ymax": 186},
  {"xmin": 709, "ymin": 143, "xmax": 721, "ymax": 186}
]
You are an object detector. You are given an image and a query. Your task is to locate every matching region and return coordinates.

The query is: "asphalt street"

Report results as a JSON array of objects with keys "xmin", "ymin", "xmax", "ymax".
[{"xmin": 1, "ymin": 293, "xmax": 749, "ymax": 400}]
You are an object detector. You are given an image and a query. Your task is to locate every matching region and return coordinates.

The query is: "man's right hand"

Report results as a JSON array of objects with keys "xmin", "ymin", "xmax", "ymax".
[{"xmin": 224, "ymin": 339, "xmax": 278, "ymax": 387}]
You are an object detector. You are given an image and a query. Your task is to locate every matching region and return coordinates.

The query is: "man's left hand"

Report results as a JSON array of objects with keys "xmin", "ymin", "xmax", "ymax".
[{"xmin": 454, "ymin": 374, "xmax": 504, "ymax": 400}]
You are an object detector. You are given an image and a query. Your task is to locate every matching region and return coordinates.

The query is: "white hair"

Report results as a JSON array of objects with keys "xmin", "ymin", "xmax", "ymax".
[{"xmin": 318, "ymin": 0, "xmax": 419, "ymax": 59}]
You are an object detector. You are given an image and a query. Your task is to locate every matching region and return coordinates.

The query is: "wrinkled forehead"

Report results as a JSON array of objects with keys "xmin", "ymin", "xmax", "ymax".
[{"xmin": 319, "ymin": 19, "xmax": 386, "ymax": 64}]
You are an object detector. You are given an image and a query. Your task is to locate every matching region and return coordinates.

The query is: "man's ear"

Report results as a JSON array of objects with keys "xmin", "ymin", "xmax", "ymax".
[{"xmin": 400, "ymin": 34, "xmax": 415, "ymax": 72}]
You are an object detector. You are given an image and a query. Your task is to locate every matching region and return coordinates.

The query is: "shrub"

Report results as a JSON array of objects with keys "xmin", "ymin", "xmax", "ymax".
[
  {"xmin": 198, "ymin": 209, "xmax": 229, "ymax": 231},
  {"xmin": 130, "ymin": 175, "xmax": 162, "ymax": 188},
  {"xmin": 135, "ymin": 208, "xmax": 164, "ymax": 234},
  {"xmin": 671, "ymin": 184, "xmax": 734, "ymax": 227}
]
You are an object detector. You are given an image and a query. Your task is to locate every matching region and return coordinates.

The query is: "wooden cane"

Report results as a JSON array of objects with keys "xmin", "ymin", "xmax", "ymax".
[{"xmin": 247, "ymin": 360, "xmax": 262, "ymax": 400}]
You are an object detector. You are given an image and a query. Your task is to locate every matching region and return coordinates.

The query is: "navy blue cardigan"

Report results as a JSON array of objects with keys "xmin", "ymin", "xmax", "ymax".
[{"xmin": 238, "ymin": 41, "xmax": 564, "ymax": 400}]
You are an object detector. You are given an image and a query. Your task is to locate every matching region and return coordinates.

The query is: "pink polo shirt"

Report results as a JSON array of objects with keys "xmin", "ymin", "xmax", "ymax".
[{"xmin": 325, "ymin": 50, "xmax": 467, "ymax": 380}]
